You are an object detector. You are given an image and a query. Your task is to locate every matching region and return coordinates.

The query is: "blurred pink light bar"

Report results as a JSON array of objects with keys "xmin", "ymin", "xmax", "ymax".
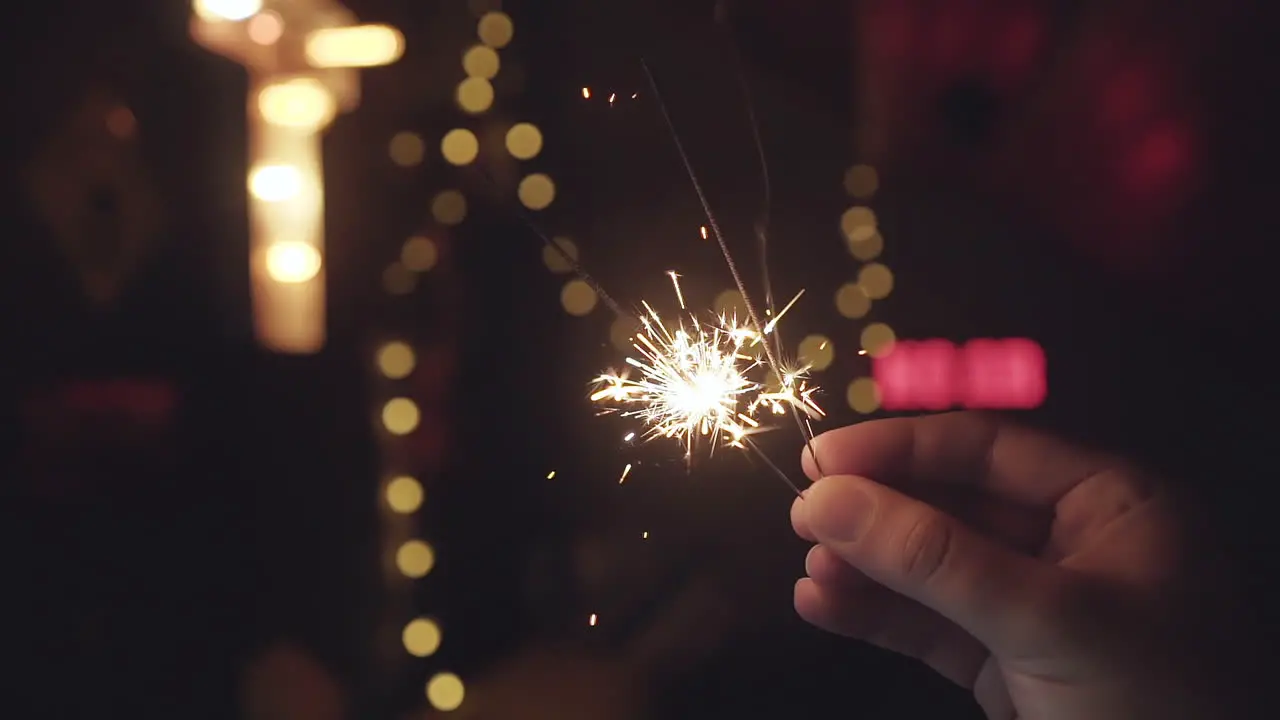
[{"xmin": 873, "ymin": 338, "xmax": 1047, "ymax": 410}]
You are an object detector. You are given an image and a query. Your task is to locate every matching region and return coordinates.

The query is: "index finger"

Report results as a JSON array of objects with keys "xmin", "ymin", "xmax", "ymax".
[{"xmin": 801, "ymin": 412, "xmax": 1116, "ymax": 509}]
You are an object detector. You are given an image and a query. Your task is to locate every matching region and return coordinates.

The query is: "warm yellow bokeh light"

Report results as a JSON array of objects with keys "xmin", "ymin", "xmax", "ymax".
[
  {"xmin": 194, "ymin": 0, "xmax": 262, "ymax": 22},
  {"xmin": 248, "ymin": 164, "xmax": 303, "ymax": 202},
  {"xmin": 843, "ymin": 164, "xmax": 879, "ymax": 198},
  {"xmin": 389, "ymin": 132, "xmax": 425, "ymax": 166},
  {"xmin": 431, "ymin": 190, "xmax": 468, "ymax": 225},
  {"xmin": 403, "ymin": 618, "xmax": 442, "ymax": 657},
  {"xmin": 505, "ymin": 122, "xmax": 543, "ymax": 160},
  {"xmin": 456, "ymin": 77, "xmax": 494, "ymax": 114},
  {"xmin": 798, "ymin": 335, "xmax": 835, "ymax": 372},
  {"xmin": 263, "ymin": 241, "xmax": 321, "ymax": 283},
  {"xmin": 246, "ymin": 11, "xmax": 283, "ymax": 44},
  {"xmin": 849, "ymin": 231, "xmax": 884, "ymax": 261},
  {"xmin": 427, "ymin": 672, "xmax": 466, "ymax": 711},
  {"xmin": 834, "ymin": 283, "xmax": 871, "ymax": 319},
  {"xmin": 713, "ymin": 289, "xmax": 747, "ymax": 318},
  {"xmin": 441, "ymin": 128, "xmax": 480, "ymax": 166},
  {"xmin": 377, "ymin": 341, "xmax": 416, "ymax": 379},
  {"xmin": 541, "ymin": 236, "xmax": 578, "ymax": 272},
  {"xmin": 462, "ymin": 44, "xmax": 501, "ymax": 79},
  {"xmin": 385, "ymin": 475, "xmax": 424, "ymax": 513},
  {"xmin": 257, "ymin": 78, "xmax": 335, "ymax": 130},
  {"xmin": 396, "ymin": 540, "xmax": 435, "ymax": 578},
  {"xmin": 477, "ymin": 12, "xmax": 514, "ymax": 48},
  {"xmin": 560, "ymin": 279, "xmax": 598, "ymax": 316},
  {"xmin": 860, "ymin": 323, "xmax": 897, "ymax": 358},
  {"xmin": 402, "ymin": 236, "xmax": 439, "ymax": 272},
  {"xmin": 518, "ymin": 173, "xmax": 556, "ymax": 210},
  {"xmin": 847, "ymin": 378, "xmax": 881, "ymax": 414},
  {"xmin": 305, "ymin": 24, "xmax": 404, "ymax": 68},
  {"xmin": 382, "ymin": 398, "xmax": 421, "ymax": 435},
  {"xmin": 840, "ymin": 206, "xmax": 878, "ymax": 244},
  {"xmin": 858, "ymin": 263, "xmax": 895, "ymax": 300},
  {"xmin": 383, "ymin": 263, "xmax": 416, "ymax": 295},
  {"xmin": 610, "ymin": 316, "xmax": 640, "ymax": 352}
]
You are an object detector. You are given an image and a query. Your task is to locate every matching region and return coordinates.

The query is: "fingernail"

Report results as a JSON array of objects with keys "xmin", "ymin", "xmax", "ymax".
[
  {"xmin": 804, "ymin": 545, "xmax": 820, "ymax": 576},
  {"xmin": 807, "ymin": 477, "xmax": 875, "ymax": 543}
]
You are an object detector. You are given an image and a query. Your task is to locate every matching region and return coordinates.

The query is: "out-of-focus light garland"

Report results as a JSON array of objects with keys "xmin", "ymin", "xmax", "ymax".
[
  {"xmin": 376, "ymin": 8, "xmax": 528, "ymax": 716},
  {"xmin": 190, "ymin": 0, "xmax": 403, "ymax": 353},
  {"xmin": 835, "ymin": 164, "xmax": 895, "ymax": 414}
]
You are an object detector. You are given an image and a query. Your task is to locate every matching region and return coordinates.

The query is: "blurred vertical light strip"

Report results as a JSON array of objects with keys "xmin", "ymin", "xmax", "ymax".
[
  {"xmin": 249, "ymin": 84, "xmax": 328, "ymax": 352},
  {"xmin": 190, "ymin": 1, "xmax": 403, "ymax": 353}
]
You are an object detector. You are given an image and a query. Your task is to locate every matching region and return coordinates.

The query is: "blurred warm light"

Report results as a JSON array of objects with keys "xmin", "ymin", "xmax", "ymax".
[
  {"xmin": 798, "ymin": 334, "xmax": 835, "ymax": 371},
  {"xmin": 840, "ymin": 206, "xmax": 877, "ymax": 244},
  {"xmin": 700, "ymin": 225, "xmax": 708, "ymax": 239},
  {"xmin": 383, "ymin": 262, "xmax": 416, "ymax": 294},
  {"xmin": 858, "ymin": 263, "xmax": 894, "ymax": 300},
  {"xmin": 517, "ymin": 173, "xmax": 555, "ymax": 210},
  {"xmin": 402, "ymin": 618, "xmax": 442, "ymax": 657},
  {"xmin": 305, "ymin": 25, "xmax": 404, "ymax": 68},
  {"xmin": 834, "ymin": 282, "xmax": 871, "ymax": 319},
  {"xmin": 377, "ymin": 341, "xmax": 416, "ymax": 379},
  {"xmin": 849, "ymin": 230, "xmax": 883, "ymax": 261},
  {"xmin": 431, "ymin": 191, "xmax": 467, "ymax": 225},
  {"xmin": 263, "ymin": 241, "xmax": 322, "ymax": 283},
  {"xmin": 401, "ymin": 236, "xmax": 439, "ymax": 272},
  {"xmin": 589, "ymin": 613, "xmax": 598, "ymax": 626},
  {"xmin": 257, "ymin": 79, "xmax": 336, "ymax": 130},
  {"xmin": 248, "ymin": 164, "xmax": 304, "ymax": 202},
  {"xmin": 382, "ymin": 398, "xmax": 420, "ymax": 435},
  {"xmin": 541, "ymin": 236, "xmax": 577, "ymax": 272},
  {"xmin": 560, "ymin": 279, "xmax": 597, "ymax": 316},
  {"xmin": 389, "ymin": 131, "xmax": 425, "ymax": 166},
  {"xmin": 456, "ymin": 77, "xmax": 494, "ymax": 114},
  {"xmin": 609, "ymin": 316, "xmax": 638, "ymax": 352},
  {"xmin": 843, "ymin": 164, "xmax": 879, "ymax": 198},
  {"xmin": 581, "ymin": 87, "xmax": 591, "ymax": 99},
  {"xmin": 441, "ymin": 128, "xmax": 480, "ymax": 166},
  {"xmin": 477, "ymin": 11, "xmax": 514, "ymax": 48},
  {"xmin": 386, "ymin": 475, "xmax": 424, "ymax": 513},
  {"xmin": 713, "ymin": 289, "xmax": 746, "ymax": 318},
  {"xmin": 105, "ymin": 105, "xmax": 136, "ymax": 139},
  {"xmin": 861, "ymin": 323, "xmax": 897, "ymax": 358},
  {"xmin": 246, "ymin": 10, "xmax": 283, "ymax": 44},
  {"xmin": 847, "ymin": 377, "xmax": 881, "ymax": 414},
  {"xmin": 504, "ymin": 122, "xmax": 543, "ymax": 160},
  {"xmin": 462, "ymin": 44, "xmax": 500, "ymax": 79},
  {"xmin": 193, "ymin": 0, "xmax": 262, "ymax": 22},
  {"xmin": 427, "ymin": 672, "xmax": 465, "ymax": 711},
  {"xmin": 546, "ymin": 470, "xmax": 556, "ymax": 479},
  {"xmin": 396, "ymin": 540, "xmax": 435, "ymax": 578}
]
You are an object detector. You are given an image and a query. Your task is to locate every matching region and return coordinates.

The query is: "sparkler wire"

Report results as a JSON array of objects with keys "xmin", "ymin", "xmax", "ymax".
[{"xmin": 640, "ymin": 57, "xmax": 824, "ymax": 479}]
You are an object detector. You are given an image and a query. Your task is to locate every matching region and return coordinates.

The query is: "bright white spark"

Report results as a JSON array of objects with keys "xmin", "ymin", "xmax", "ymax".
[{"xmin": 591, "ymin": 274, "xmax": 823, "ymax": 464}]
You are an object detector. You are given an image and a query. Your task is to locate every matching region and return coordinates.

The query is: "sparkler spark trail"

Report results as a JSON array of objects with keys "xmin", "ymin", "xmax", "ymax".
[{"xmin": 592, "ymin": 273, "xmax": 822, "ymax": 489}]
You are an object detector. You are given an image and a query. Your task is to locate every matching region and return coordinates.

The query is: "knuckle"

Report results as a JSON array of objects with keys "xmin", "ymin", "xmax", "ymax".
[{"xmin": 899, "ymin": 511, "xmax": 955, "ymax": 583}]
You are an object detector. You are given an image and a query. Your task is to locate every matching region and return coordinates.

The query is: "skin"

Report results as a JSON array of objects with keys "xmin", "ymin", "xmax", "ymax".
[{"xmin": 791, "ymin": 412, "xmax": 1253, "ymax": 720}]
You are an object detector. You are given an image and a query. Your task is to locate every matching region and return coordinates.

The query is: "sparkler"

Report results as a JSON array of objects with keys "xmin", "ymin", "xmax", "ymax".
[{"xmin": 591, "ymin": 273, "xmax": 822, "ymax": 495}]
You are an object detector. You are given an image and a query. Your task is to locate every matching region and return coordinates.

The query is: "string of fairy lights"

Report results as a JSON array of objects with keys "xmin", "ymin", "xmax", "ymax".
[
  {"xmin": 374, "ymin": 5, "xmax": 562, "ymax": 715},
  {"xmin": 838, "ymin": 164, "xmax": 896, "ymax": 415}
]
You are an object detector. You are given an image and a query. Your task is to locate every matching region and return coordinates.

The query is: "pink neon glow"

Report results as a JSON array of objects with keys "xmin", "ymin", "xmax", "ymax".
[{"xmin": 873, "ymin": 338, "xmax": 1047, "ymax": 410}]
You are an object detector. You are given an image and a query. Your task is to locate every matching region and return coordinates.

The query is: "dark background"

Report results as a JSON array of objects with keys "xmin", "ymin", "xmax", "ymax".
[{"xmin": 3, "ymin": 0, "xmax": 1277, "ymax": 718}]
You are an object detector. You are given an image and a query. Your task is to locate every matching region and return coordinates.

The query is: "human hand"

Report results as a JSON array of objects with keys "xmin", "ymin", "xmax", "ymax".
[{"xmin": 792, "ymin": 412, "xmax": 1248, "ymax": 720}]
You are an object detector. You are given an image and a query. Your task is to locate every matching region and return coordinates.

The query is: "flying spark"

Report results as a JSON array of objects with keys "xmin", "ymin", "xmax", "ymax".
[
  {"xmin": 546, "ymin": 470, "xmax": 556, "ymax": 479},
  {"xmin": 591, "ymin": 273, "xmax": 823, "ymax": 466},
  {"xmin": 582, "ymin": 87, "xmax": 591, "ymax": 98},
  {"xmin": 618, "ymin": 463, "xmax": 633, "ymax": 484}
]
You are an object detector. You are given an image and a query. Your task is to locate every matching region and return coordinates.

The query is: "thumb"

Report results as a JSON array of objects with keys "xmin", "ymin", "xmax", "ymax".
[{"xmin": 802, "ymin": 475, "xmax": 1066, "ymax": 655}]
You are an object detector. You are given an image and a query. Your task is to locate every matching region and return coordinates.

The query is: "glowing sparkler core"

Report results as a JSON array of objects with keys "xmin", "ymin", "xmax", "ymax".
[{"xmin": 591, "ymin": 273, "xmax": 823, "ymax": 464}]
